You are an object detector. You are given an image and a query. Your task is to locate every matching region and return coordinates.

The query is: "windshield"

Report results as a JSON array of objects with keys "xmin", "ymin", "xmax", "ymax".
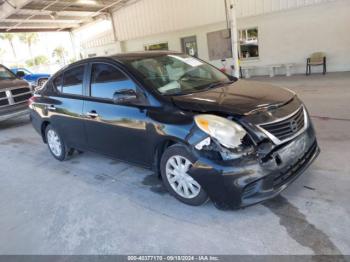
[
  {"xmin": 0, "ymin": 65, "xmax": 16, "ymax": 80},
  {"xmin": 13, "ymin": 68, "xmax": 31, "ymax": 75},
  {"xmin": 125, "ymin": 54, "xmax": 232, "ymax": 95}
]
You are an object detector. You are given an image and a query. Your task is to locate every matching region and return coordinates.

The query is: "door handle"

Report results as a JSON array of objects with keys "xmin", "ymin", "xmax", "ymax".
[
  {"xmin": 47, "ymin": 105, "xmax": 56, "ymax": 111},
  {"xmin": 87, "ymin": 111, "xmax": 99, "ymax": 118}
]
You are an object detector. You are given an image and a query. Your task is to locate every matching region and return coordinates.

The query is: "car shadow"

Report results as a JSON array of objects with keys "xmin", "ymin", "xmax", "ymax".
[{"xmin": 0, "ymin": 116, "xmax": 30, "ymax": 130}]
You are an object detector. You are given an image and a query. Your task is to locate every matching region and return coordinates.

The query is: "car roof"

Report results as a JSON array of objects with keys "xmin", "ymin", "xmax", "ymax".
[
  {"xmin": 52, "ymin": 51, "xmax": 183, "ymax": 78},
  {"xmin": 111, "ymin": 50, "xmax": 181, "ymax": 60},
  {"xmin": 70, "ymin": 51, "xmax": 182, "ymax": 66}
]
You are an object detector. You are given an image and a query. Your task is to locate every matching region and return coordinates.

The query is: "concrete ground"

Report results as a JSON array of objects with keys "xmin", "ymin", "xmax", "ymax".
[{"xmin": 0, "ymin": 72, "xmax": 349, "ymax": 255}]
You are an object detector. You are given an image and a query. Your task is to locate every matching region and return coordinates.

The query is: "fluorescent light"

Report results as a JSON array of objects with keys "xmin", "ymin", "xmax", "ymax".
[{"xmin": 77, "ymin": 0, "xmax": 98, "ymax": 5}]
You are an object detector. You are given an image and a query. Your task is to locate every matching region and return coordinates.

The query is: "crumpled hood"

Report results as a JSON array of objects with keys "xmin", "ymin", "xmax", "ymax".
[{"xmin": 171, "ymin": 80, "xmax": 295, "ymax": 116}]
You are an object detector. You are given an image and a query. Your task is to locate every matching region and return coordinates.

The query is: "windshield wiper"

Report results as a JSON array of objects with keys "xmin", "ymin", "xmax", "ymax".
[{"xmin": 205, "ymin": 80, "xmax": 234, "ymax": 90}]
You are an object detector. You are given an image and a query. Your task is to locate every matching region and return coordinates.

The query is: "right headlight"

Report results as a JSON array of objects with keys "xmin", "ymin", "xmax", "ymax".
[{"xmin": 194, "ymin": 114, "xmax": 246, "ymax": 149}]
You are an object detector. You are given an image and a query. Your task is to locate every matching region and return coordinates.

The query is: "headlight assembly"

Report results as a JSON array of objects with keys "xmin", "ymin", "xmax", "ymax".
[{"xmin": 194, "ymin": 114, "xmax": 246, "ymax": 149}]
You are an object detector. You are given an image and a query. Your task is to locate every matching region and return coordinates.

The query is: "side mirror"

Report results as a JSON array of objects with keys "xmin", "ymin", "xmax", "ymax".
[
  {"xmin": 113, "ymin": 89, "xmax": 138, "ymax": 104},
  {"xmin": 16, "ymin": 71, "xmax": 25, "ymax": 78}
]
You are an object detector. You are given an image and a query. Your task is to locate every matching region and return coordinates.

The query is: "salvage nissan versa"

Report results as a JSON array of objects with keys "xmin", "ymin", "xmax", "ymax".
[{"xmin": 29, "ymin": 51, "xmax": 320, "ymax": 209}]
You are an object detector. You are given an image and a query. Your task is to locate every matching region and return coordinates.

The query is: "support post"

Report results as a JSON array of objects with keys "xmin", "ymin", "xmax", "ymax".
[{"xmin": 229, "ymin": 0, "xmax": 240, "ymax": 78}]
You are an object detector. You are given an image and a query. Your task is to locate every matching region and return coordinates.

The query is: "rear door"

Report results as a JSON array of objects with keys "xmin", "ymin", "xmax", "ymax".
[
  {"xmin": 83, "ymin": 62, "xmax": 153, "ymax": 166},
  {"xmin": 46, "ymin": 64, "xmax": 88, "ymax": 149}
]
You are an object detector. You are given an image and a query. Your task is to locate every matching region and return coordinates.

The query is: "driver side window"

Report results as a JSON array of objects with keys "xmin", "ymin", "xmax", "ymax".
[{"xmin": 90, "ymin": 63, "xmax": 137, "ymax": 100}]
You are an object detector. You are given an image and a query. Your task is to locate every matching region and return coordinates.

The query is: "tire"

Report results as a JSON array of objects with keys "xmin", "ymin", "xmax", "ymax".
[
  {"xmin": 160, "ymin": 144, "xmax": 209, "ymax": 206},
  {"xmin": 45, "ymin": 125, "xmax": 67, "ymax": 161}
]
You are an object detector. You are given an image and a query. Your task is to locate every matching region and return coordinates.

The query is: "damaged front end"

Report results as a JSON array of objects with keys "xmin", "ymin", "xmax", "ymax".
[{"xmin": 185, "ymin": 99, "xmax": 320, "ymax": 210}]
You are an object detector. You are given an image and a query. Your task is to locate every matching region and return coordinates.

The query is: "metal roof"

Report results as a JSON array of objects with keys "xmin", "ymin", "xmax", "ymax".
[{"xmin": 0, "ymin": 0, "xmax": 133, "ymax": 32}]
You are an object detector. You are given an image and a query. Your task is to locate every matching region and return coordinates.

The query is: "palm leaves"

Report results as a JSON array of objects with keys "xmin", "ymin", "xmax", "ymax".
[
  {"xmin": 52, "ymin": 46, "xmax": 68, "ymax": 66},
  {"xmin": 18, "ymin": 33, "xmax": 39, "ymax": 58},
  {"xmin": 0, "ymin": 33, "xmax": 17, "ymax": 59},
  {"xmin": 26, "ymin": 55, "xmax": 49, "ymax": 67}
]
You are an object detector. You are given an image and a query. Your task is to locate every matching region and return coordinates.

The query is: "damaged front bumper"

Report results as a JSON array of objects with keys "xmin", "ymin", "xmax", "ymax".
[{"xmin": 188, "ymin": 125, "xmax": 320, "ymax": 210}]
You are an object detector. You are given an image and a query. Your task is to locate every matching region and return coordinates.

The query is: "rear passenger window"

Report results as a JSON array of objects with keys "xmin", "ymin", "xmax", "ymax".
[
  {"xmin": 90, "ymin": 63, "xmax": 136, "ymax": 99},
  {"xmin": 62, "ymin": 65, "xmax": 84, "ymax": 95}
]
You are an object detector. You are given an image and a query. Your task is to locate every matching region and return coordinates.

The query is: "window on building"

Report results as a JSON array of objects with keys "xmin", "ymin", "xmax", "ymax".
[
  {"xmin": 90, "ymin": 63, "xmax": 136, "ymax": 100},
  {"xmin": 62, "ymin": 65, "xmax": 84, "ymax": 95},
  {"xmin": 144, "ymin": 42, "xmax": 169, "ymax": 51},
  {"xmin": 239, "ymin": 28, "xmax": 259, "ymax": 60}
]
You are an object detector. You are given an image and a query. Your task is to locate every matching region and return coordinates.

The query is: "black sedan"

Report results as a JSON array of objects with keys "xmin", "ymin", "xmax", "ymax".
[{"xmin": 29, "ymin": 51, "xmax": 320, "ymax": 209}]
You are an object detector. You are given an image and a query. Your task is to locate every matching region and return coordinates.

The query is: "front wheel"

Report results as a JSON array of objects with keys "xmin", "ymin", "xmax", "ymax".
[
  {"xmin": 160, "ymin": 144, "xmax": 209, "ymax": 206},
  {"xmin": 45, "ymin": 125, "xmax": 67, "ymax": 161}
]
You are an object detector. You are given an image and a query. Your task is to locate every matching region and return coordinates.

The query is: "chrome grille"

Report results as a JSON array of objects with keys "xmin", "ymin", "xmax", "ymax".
[
  {"xmin": 14, "ymin": 93, "xmax": 32, "ymax": 103},
  {"xmin": 0, "ymin": 99, "xmax": 9, "ymax": 107},
  {"xmin": 258, "ymin": 106, "xmax": 307, "ymax": 144},
  {"xmin": 11, "ymin": 87, "xmax": 31, "ymax": 96},
  {"xmin": 0, "ymin": 86, "xmax": 32, "ymax": 108}
]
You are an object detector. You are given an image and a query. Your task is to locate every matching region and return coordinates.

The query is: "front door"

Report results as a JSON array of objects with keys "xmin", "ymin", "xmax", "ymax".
[
  {"xmin": 181, "ymin": 36, "xmax": 198, "ymax": 57},
  {"xmin": 83, "ymin": 62, "xmax": 152, "ymax": 166}
]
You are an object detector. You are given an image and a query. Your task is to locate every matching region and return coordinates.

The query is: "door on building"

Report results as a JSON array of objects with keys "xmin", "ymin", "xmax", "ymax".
[{"xmin": 181, "ymin": 36, "xmax": 198, "ymax": 57}]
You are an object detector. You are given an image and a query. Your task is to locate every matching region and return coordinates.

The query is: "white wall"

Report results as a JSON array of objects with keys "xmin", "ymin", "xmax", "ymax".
[
  {"xmin": 112, "ymin": 0, "xmax": 337, "ymax": 41},
  {"xmin": 77, "ymin": 0, "xmax": 350, "ymax": 75},
  {"xmin": 118, "ymin": 0, "xmax": 350, "ymax": 75},
  {"xmin": 238, "ymin": 0, "xmax": 350, "ymax": 74},
  {"xmin": 112, "ymin": 0, "xmax": 227, "ymax": 41}
]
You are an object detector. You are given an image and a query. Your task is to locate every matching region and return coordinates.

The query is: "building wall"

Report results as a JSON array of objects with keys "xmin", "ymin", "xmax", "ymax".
[
  {"xmin": 112, "ymin": 0, "xmax": 227, "ymax": 41},
  {"xmin": 112, "ymin": 0, "xmax": 337, "ymax": 41},
  {"xmin": 78, "ymin": 0, "xmax": 349, "ymax": 75},
  {"xmin": 238, "ymin": 0, "xmax": 350, "ymax": 74},
  {"xmin": 121, "ymin": 22, "xmax": 230, "ymax": 66},
  {"xmin": 117, "ymin": 0, "xmax": 350, "ymax": 75}
]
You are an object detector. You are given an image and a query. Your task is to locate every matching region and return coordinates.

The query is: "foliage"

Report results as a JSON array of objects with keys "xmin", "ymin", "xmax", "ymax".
[
  {"xmin": 0, "ymin": 33, "xmax": 17, "ymax": 58},
  {"xmin": 69, "ymin": 58, "xmax": 77, "ymax": 64},
  {"xmin": 52, "ymin": 46, "xmax": 68, "ymax": 65},
  {"xmin": 25, "ymin": 55, "xmax": 49, "ymax": 67},
  {"xmin": 18, "ymin": 33, "xmax": 38, "ymax": 46},
  {"xmin": 19, "ymin": 33, "xmax": 39, "ymax": 58},
  {"xmin": 0, "ymin": 33, "xmax": 15, "ymax": 41}
]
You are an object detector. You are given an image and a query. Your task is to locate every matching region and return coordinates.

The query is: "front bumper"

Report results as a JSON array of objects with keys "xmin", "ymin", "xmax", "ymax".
[
  {"xmin": 188, "ymin": 125, "xmax": 320, "ymax": 210},
  {"xmin": 0, "ymin": 103, "xmax": 29, "ymax": 122}
]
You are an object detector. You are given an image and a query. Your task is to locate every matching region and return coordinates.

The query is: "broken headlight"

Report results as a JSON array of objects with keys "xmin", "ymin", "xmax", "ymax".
[{"xmin": 194, "ymin": 114, "xmax": 246, "ymax": 149}]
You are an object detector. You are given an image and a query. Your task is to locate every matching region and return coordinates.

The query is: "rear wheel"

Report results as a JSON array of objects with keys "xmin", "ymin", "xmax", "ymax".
[
  {"xmin": 45, "ymin": 125, "xmax": 67, "ymax": 161},
  {"xmin": 160, "ymin": 144, "xmax": 208, "ymax": 206}
]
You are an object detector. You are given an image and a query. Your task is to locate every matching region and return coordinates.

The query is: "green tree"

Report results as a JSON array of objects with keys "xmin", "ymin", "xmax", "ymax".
[
  {"xmin": 0, "ymin": 48, "xmax": 5, "ymax": 63},
  {"xmin": 19, "ymin": 33, "xmax": 38, "ymax": 59},
  {"xmin": 25, "ymin": 55, "xmax": 49, "ymax": 68},
  {"xmin": 52, "ymin": 46, "xmax": 68, "ymax": 65},
  {"xmin": 0, "ymin": 33, "xmax": 17, "ymax": 59}
]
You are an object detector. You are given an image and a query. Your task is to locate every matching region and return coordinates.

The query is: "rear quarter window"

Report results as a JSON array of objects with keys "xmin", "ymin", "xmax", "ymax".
[{"xmin": 51, "ymin": 65, "xmax": 85, "ymax": 96}]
